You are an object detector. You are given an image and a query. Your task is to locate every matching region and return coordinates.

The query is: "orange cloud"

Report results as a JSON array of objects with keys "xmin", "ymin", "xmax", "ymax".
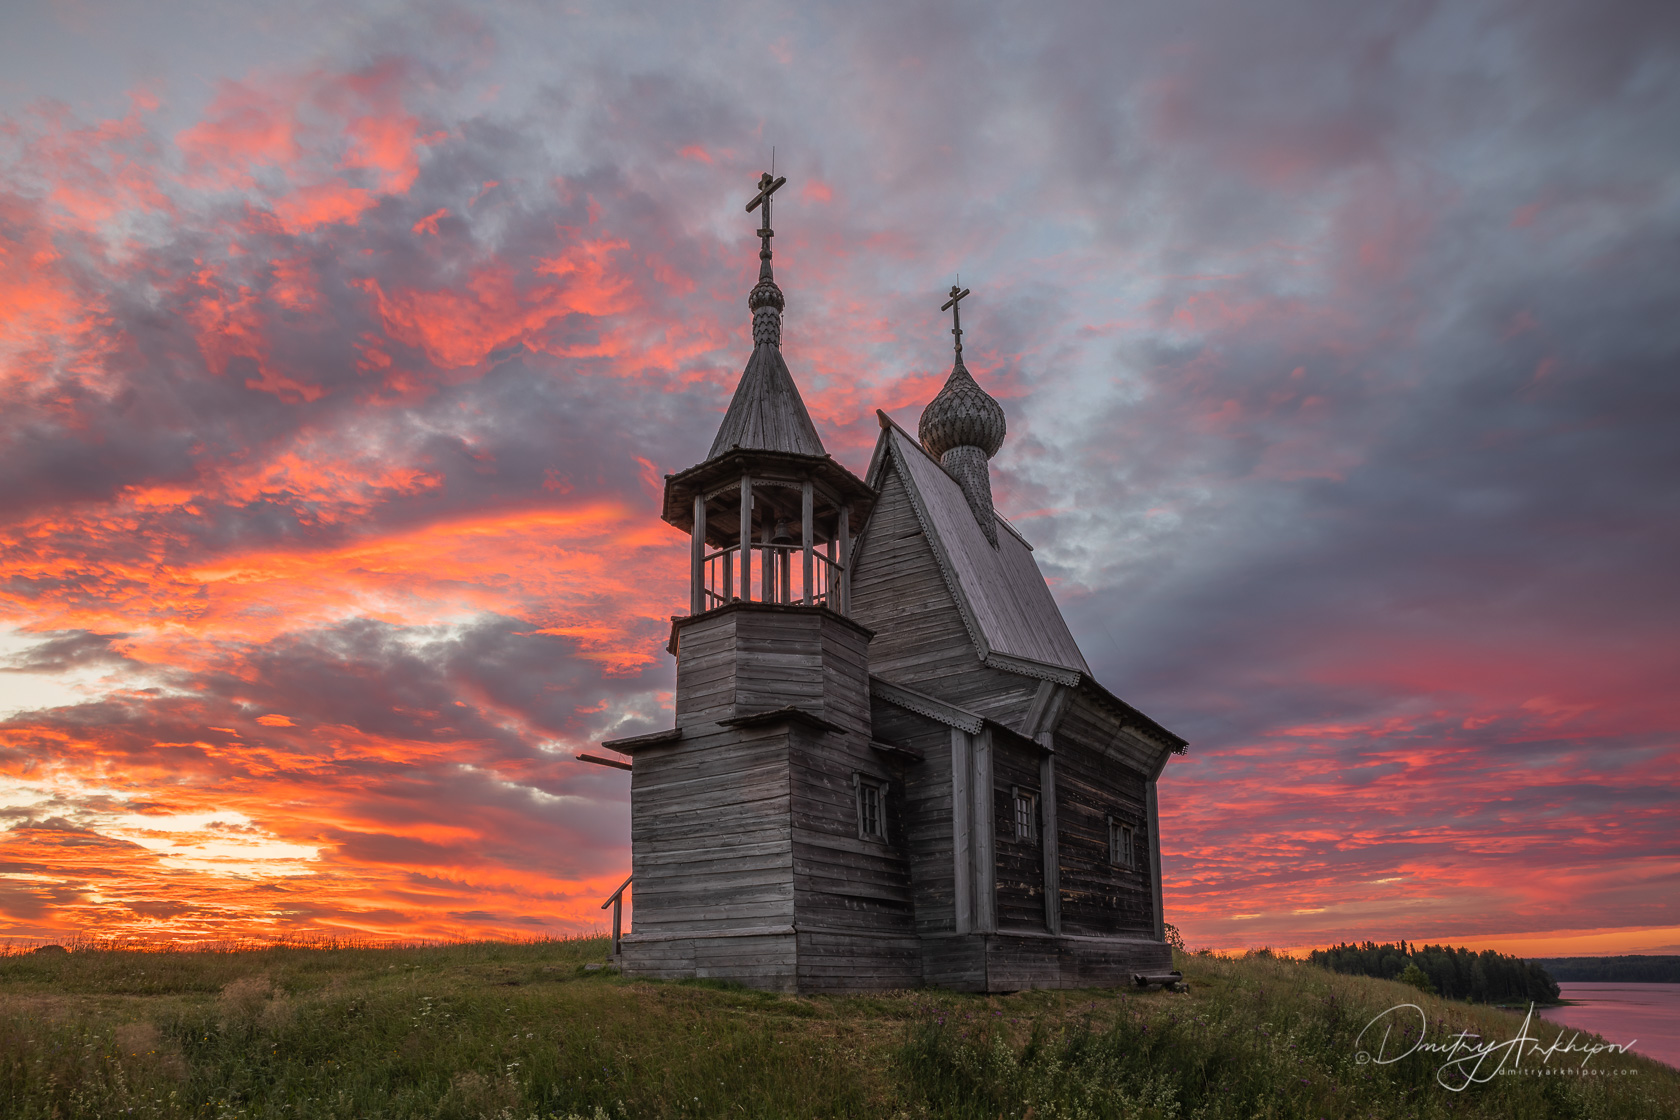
[{"xmin": 358, "ymin": 238, "xmax": 637, "ymax": 369}]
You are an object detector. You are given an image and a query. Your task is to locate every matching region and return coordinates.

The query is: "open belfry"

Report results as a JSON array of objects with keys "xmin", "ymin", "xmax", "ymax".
[{"xmin": 592, "ymin": 172, "xmax": 1187, "ymax": 993}]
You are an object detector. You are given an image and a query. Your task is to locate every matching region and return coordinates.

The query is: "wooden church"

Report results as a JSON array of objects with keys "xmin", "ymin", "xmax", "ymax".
[{"xmin": 589, "ymin": 173, "xmax": 1186, "ymax": 993}]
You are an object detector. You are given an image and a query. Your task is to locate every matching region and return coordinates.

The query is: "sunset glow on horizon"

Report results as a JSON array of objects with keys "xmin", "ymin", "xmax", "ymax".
[{"xmin": 1, "ymin": 2, "xmax": 1675, "ymax": 956}]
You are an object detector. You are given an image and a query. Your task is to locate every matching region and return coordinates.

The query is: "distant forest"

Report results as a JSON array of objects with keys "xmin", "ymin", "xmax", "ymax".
[
  {"xmin": 1531, "ymin": 956, "xmax": 1680, "ymax": 983},
  {"xmin": 1307, "ymin": 941, "xmax": 1561, "ymax": 1004}
]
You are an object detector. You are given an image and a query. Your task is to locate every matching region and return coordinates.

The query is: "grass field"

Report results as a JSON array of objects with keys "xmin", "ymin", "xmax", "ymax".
[{"xmin": 1, "ymin": 937, "xmax": 1675, "ymax": 1119}]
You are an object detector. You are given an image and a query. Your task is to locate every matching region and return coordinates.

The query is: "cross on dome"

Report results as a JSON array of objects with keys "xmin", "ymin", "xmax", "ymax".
[
  {"xmin": 746, "ymin": 171, "xmax": 787, "ymax": 281},
  {"xmin": 744, "ymin": 170, "xmax": 790, "ymax": 345},
  {"xmin": 942, "ymin": 283, "xmax": 971, "ymax": 357}
]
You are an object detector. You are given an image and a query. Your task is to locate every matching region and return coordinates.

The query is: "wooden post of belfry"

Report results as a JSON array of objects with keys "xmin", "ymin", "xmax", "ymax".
[
  {"xmin": 840, "ymin": 507, "xmax": 853, "ymax": 617},
  {"xmin": 838, "ymin": 502, "xmax": 851, "ymax": 614},
  {"xmin": 739, "ymin": 475, "xmax": 753, "ymax": 601},
  {"xmin": 801, "ymin": 481, "xmax": 814, "ymax": 606},
  {"xmin": 691, "ymin": 493, "xmax": 706, "ymax": 614},
  {"xmin": 825, "ymin": 536, "xmax": 835, "ymax": 605}
]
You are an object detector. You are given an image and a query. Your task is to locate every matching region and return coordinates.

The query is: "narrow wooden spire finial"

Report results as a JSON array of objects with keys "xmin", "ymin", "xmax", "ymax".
[{"xmin": 745, "ymin": 169, "xmax": 790, "ymax": 347}]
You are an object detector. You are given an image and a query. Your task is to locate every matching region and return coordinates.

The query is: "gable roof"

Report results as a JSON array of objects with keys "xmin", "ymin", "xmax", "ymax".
[
  {"xmin": 866, "ymin": 413, "xmax": 1090, "ymax": 679},
  {"xmin": 707, "ymin": 343, "xmax": 826, "ymax": 459}
]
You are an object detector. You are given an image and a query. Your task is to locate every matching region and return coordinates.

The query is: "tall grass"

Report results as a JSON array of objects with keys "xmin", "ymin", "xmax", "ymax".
[
  {"xmin": 0, "ymin": 940, "xmax": 1673, "ymax": 1118},
  {"xmin": 895, "ymin": 952, "xmax": 1680, "ymax": 1119}
]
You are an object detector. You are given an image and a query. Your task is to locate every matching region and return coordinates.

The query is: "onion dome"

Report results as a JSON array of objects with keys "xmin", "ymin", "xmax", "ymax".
[
  {"xmin": 920, "ymin": 284, "xmax": 1007, "ymax": 546},
  {"xmin": 918, "ymin": 355, "xmax": 1006, "ymax": 461}
]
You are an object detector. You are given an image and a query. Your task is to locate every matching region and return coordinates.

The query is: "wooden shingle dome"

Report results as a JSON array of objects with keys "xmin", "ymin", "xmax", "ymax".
[{"xmin": 919, "ymin": 355, "xmax": 1007, "ymax": 461}]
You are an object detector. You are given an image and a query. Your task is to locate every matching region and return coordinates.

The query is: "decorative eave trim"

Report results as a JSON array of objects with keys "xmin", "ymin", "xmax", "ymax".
[
  {"xmin": 982, "ymin": 650, "xmax": 1081, "ymax": 687},
  {"xmin": 719, "ymin": 705, "xmax": 844, "ymax": 735},
  {"xmin": 599, "ymin": 727, "xmax": 681, "ymax": 754},
  {"xmin": 1073, "ymin": 677, "xmax": 1189, "ymax": 756},
  {"xmin": 662, "ymin": 447, "xmax": 876, "ymax": 535},
  {"xmin": 869, "ymin": 677, "xmax": 984, "ymax": 735}
]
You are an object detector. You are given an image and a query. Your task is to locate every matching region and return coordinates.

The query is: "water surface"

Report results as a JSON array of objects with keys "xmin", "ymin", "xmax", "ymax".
[{"xmin": 1537, "ymin": 982, "xmax": 1680, "ymax": 1070}]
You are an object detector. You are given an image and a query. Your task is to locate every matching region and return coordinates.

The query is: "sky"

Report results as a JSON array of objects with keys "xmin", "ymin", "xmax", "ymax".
[{"xmin": 0, "ymin": 0, "xmax": 1676, "ymax": 955}]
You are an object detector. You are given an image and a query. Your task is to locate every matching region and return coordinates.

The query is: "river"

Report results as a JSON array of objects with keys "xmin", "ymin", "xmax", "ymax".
[{"xmin": 1536, "ymin": 981, "xmax": 1680, "ymax": 1070}]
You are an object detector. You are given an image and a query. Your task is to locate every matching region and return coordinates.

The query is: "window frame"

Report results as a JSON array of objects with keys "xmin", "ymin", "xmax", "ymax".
[
  {"xmin": 1107, "ymin": 814, "xmax": 1137, "ymax": 870},
  {"xmin": 1009, "ymin": 785, "xmax": 1039, "ymax": 844},
  {"xmin": 853, "ymin": 773, "xmax": 887, "ymax": 842}
]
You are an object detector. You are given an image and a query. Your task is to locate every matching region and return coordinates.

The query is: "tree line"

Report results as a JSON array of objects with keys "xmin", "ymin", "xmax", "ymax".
[
  {"xmin": 1307, "ymin": 941, "xmax": 1561, "ymax": 1004},
  {"xmin": 1532, "ymin": 955, "xmax": 1680, "ymax": 982}
]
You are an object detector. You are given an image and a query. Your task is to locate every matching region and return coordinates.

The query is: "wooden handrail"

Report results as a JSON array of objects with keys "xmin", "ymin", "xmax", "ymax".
[
  {"xmin": 601, "ymin": 874, "xmax": 632, "ymax": 960},
  {"xmin": 600, "ymin": 874, "xmax": 633, "ymax": 908}
]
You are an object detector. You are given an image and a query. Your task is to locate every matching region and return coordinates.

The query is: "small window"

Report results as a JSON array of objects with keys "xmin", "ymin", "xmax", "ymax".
[
  {"xmin": 855, "ymin": 775, "xmax": 886, "ymax": 841},
  {"xmin": 1109, "ymin": 816, "xmax": 1136, "ymax": 869},
  {"xmin": 1011, "ymin": 787, "xmax": 1038, "ymax": 842}
]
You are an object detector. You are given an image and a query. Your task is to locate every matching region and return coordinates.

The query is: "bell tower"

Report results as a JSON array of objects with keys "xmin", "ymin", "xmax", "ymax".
[
  {"xmin": 662, "ymin": 177, "xmax": 873, "ymax": 622},
  {"xmin": 613, "ymin": 172, "xmax": 907, "ymax": 992},
  {"xmin": 656, "ymin": 170, "xmax": 877, "ymax": 727}
]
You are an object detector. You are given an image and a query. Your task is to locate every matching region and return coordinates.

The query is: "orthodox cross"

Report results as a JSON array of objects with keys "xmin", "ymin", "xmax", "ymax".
[
  {"xmin": 942, "ymin": 283, "xmax": 972, "ymax": 357},
  {"xmin": 746, "ymin": 171, "xmax": 788, "ymax": 265}
]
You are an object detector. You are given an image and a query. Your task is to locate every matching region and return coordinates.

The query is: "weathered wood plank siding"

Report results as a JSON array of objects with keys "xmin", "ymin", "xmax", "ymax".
[
  {"xmin": 674, "ymin": 603, "xmax": 873, "ymax": 729},
  {"xmin": 984, "ymin": 933, "xmax": 1171, "ymax": 991},
  {"xmin": 872, "ymin": 701, "xmax": 959, "ymax": 939},
  {"xmin": 788, "ymin": 761, "xmax": 910, "ymax": 925},
  {"xmin": 817, "ymin": 617, "xmax": 874, "ymax": 737},
  {"xmin": 920, "ymin": 934, "xmax": 988, "ymax": 992},
  {"xmin": 850, "ymin": 460, "xmax": 1042, "ymax": 728},
  {"xmin": 990, "ymin": 733, "xmax": 1047, "ymax": 932},
  {"xmin": 795, "ymin": 929, "xmax": 922, "ymax": 992},
  {"xmin": 881, "ymin": 427, "xmax": 1090, "ymax": 676},
  {"xmin": 625, "ymin": 725, "xmax": 795, "ymax": 936},
  {"xmin": 620, "ymin": 718, "xmax": 801, "ymax": 991},
  {"xmin": 1051, "ymin": 730, "xmax": 1154, "ymax": 938},
  {"xmin": 673, "ymin": 612, "xmax": 739, "ymax": 727},
  {"xmin": 622, "ymin": 933, "xmax": 800, "ymax": 992},
  {"xmin": 786, "ymin": 576, "xmax": 921, "ymax": 989},
  {"xmin": 731, "ymin": 609, "xmax": 826, "ymax": 717},
  {"xmin": 850, "ymin": 463, "xmax": 980, "ymax": 687}
]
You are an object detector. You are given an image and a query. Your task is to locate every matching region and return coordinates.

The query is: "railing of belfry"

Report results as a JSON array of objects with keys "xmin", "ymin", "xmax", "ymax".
[
  {"xmin": 601, "ymin": 875, "xmax": 632, "ymax": 959},
  {"xmin": 700, "ymin": 542, "xmax": 841, "ymax": 608}
]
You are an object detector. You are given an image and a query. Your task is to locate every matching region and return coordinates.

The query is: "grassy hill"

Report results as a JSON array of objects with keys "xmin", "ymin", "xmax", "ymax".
[{"xmin": 1, "ymin": 937, "xmax": 1675, "ymax": 1119}]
